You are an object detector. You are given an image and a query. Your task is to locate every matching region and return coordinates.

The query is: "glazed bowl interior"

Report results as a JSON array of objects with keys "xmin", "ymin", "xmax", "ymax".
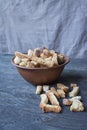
[{"xmin": 11, "ymin": 55, "xmax": 70, "ymax": 85}]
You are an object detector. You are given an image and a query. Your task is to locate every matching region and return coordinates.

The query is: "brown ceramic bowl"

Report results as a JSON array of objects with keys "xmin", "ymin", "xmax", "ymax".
[{"xmin": 11, "ymin": 54, "xmax": 70, "ymax": 85}]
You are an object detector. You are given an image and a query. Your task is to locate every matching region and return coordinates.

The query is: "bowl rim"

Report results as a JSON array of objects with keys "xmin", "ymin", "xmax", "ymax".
[{"xmin": 11, "ymin": 54, "xmax": 70, "ymax": 70}]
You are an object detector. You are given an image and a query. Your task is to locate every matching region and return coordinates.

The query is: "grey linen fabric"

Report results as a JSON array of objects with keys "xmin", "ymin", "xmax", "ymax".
[{"xmin": 0, "ymin": 0, "xmax": 87, "ymax": 58}]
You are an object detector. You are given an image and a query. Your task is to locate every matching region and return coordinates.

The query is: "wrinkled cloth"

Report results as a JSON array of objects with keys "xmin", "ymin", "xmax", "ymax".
[{"xmin": 0, "ymin": 0, "xmax": 87, "ymax": 58}]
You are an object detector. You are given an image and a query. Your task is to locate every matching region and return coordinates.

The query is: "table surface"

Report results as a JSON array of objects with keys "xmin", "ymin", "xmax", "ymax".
[{"xmin": 0, "ymin": 54, "xmax": 87, "ymax": 130}]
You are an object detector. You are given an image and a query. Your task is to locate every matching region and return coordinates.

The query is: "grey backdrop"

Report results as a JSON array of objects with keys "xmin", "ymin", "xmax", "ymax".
[{"xmin": 0, "ymin": 0, "xmax": 87, "ymax": 58}]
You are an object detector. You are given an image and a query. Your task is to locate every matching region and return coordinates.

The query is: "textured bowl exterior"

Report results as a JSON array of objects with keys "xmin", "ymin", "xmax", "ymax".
[{"xmin": 11, "ymin": 55, "xmax": 70, "ymax": 85}]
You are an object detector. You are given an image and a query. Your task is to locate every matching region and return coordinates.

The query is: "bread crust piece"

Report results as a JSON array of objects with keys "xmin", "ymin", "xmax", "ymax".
[
  {"xmin": 43, "ymin": 85, "xmax": 49, "ymax": 92},
  {"xmin": 57, "ymin": 83, "xmax": 69, "ymax": 93},
  {"xmin": 40, "ymin": 94, "xmax": 48, "ymax": 104},
  {"xmin": 70, "ymin": 100, "xmax": 84, "ymax": 112},
  {"xmin": 52, "ymin": 53, "xmax": 58, "ymax": 65},
  {"xmin": 69, "ymin": 96, "xmax": 81, "ymax": 102},
  {"xmin": 63, "ymin": 96, "xmax": 82, "ymax": 106},
  {"xmin": 57, "ymin": 89, "xmax": 66, "ymax": 98},
  {"xmin": 36, "ymin": 85, "xmax": 43, "ymax": 95},
  {"xmin": 57, "ymin": 54, "xmax": 64, "ymax": 64},
  {"xmin": 69, "ymin": 86, "xmax": 79, "ymax": 97},
  {"xmin": 50, "ymin": 87, "xmax": 60, "ymax": 98},
  {"xmin": 14, "ymin": 56, "xmax": 21, "ymax": 64},
  {"xmin": 27, "ymin": 49, "xmax": 34, "ymax": 58},
  {"xmin": 70, "ymin": 83, "xmax": 77, "ymax": 88},
  {"xmin": 15, "ymin": 51, "xmax": 30, "ymax": 59},
  {"xmin": 40, "ymin": 94, "xmax": 48, "ymax": 108},
  {"xmin": 46, "ymin": 91, "xmax": 60, "ymax": 105},
  {"xmin": 41, "ymin": 104, "xmax": 62, "ymax": 113},
  {"xmin": 63, "ymin": 99, "xmax": 72, "ymax": 106}
]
